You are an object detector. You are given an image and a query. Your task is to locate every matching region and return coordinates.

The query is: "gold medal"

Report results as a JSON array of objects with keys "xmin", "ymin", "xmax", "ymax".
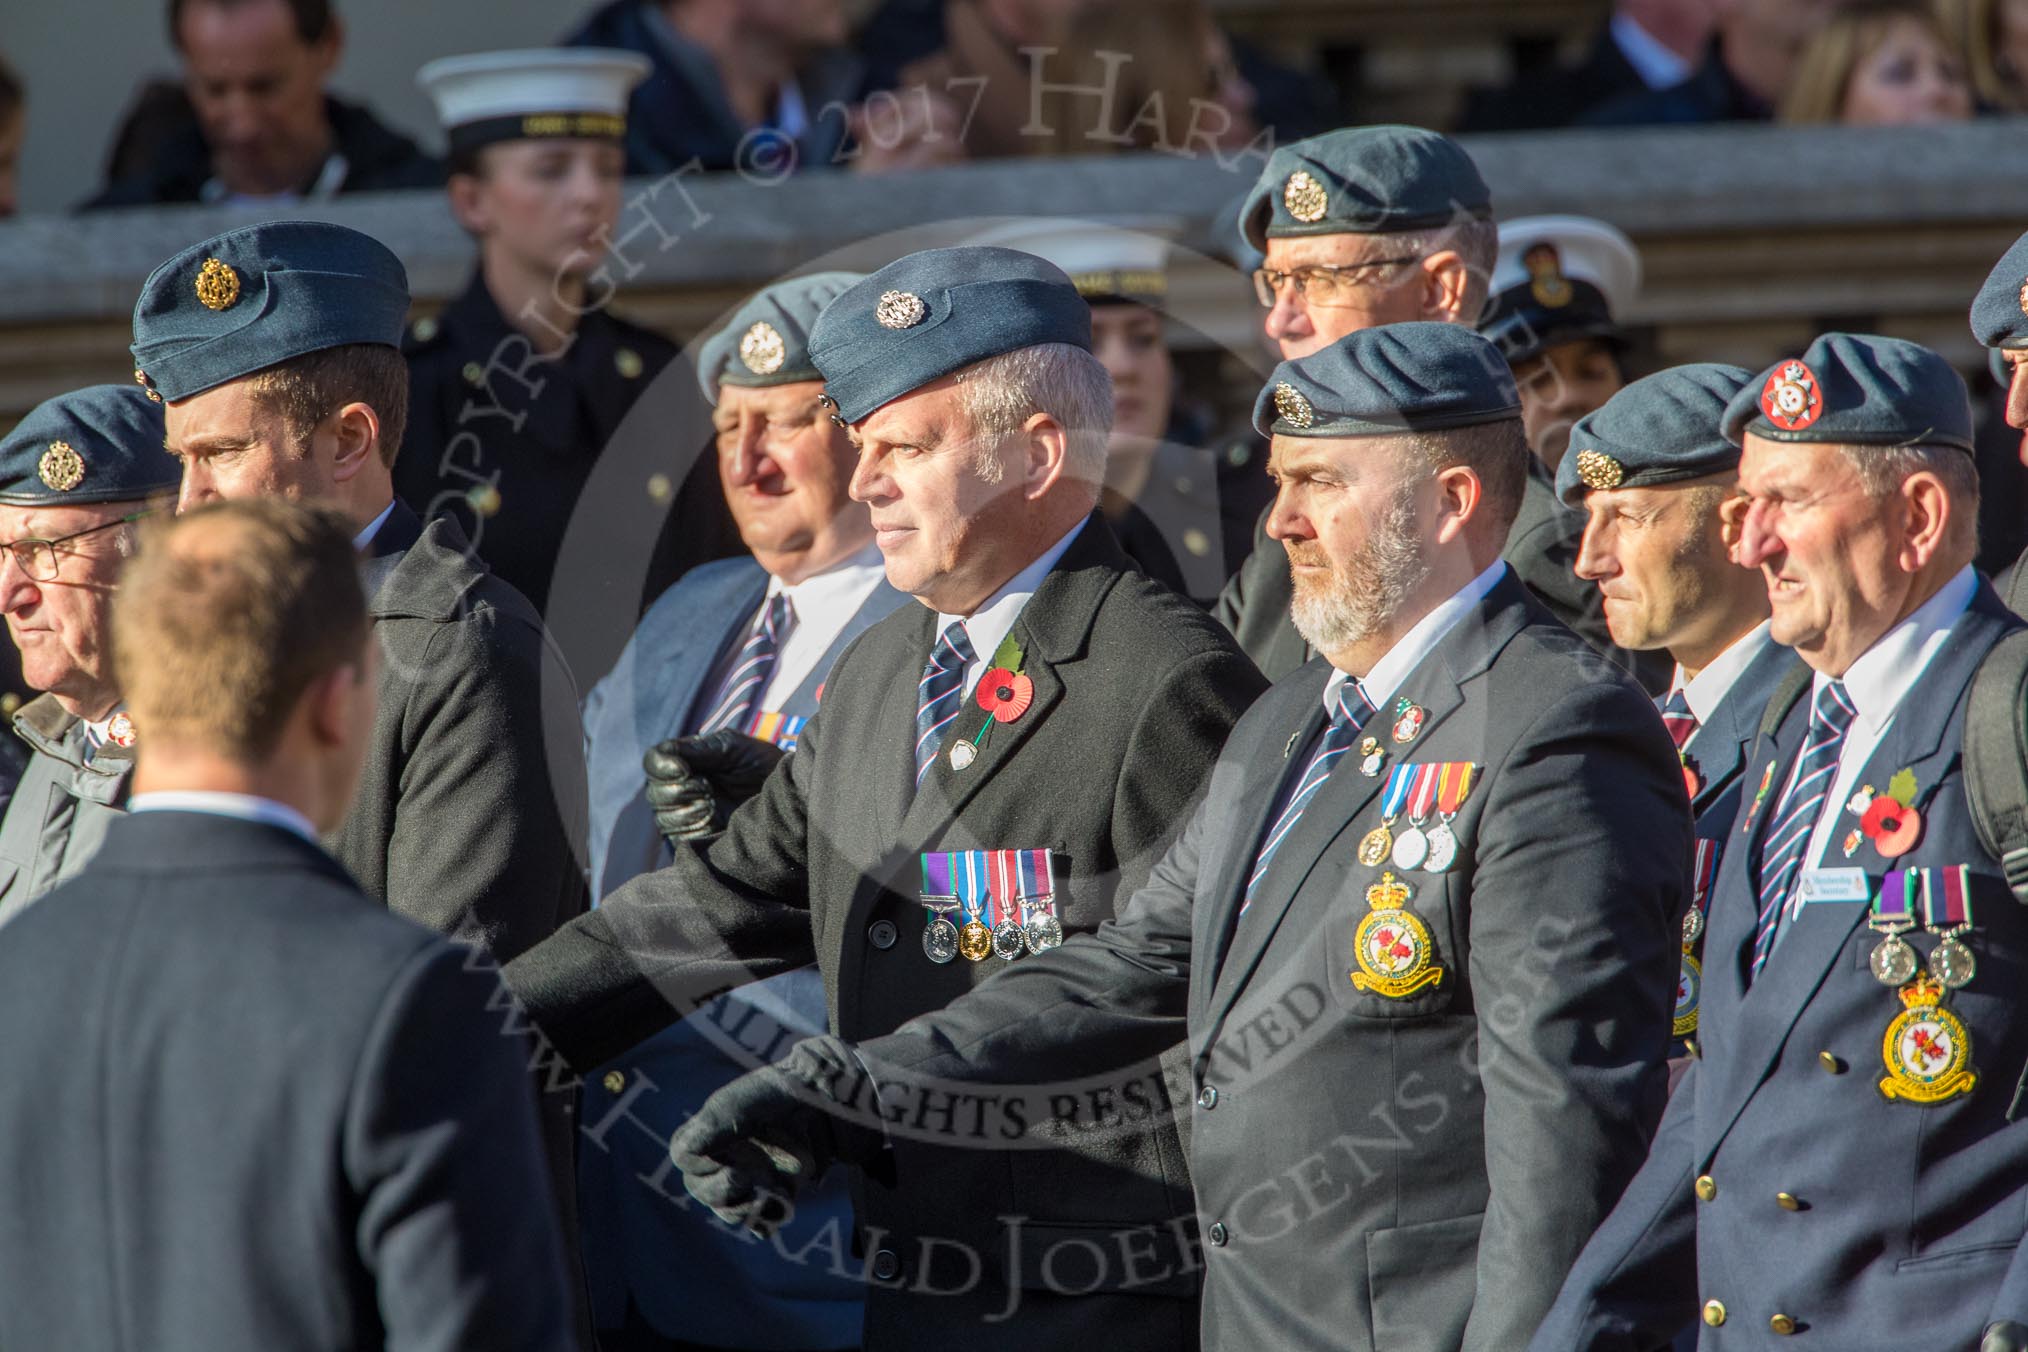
[
  {"xmin": 1350, "ymin": 872, "xmax": 1444, "ymax": 998},
  {"xmin": 1357, "ymin": 824, "xmax": 1393, "ymax": 868},
  {"xmin": 1673, "ymin": 952, "xmax": 1702, "ymax": 1037},
  {"xmin": 1879, "ymin": 975, "xmax": 1977, "ymax": 1104},
  {"xmin": 958, "ymin": 920, "xmax": 993, "ymax": 962}
]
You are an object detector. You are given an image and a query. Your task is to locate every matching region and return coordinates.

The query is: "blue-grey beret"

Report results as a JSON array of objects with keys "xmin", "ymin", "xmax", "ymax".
[
  {"xmin": 1721, "ymin": 333, "xmax": 1972, "ymax": 453},
  {"xmin": 1556, "ymin": 363, "xmax": 1754, "ymax": 507},
  {"xmin": 808, "ymin": 247, "xmax": 1091, "ymax": 425},
  {"xmin": 1971, "ymin": 230, "xmax": 2028, "ymax": 352},
  {"xmin": 131, "ymin": 221, "xmax": 411, "ymax": 403},
  {"xmin": 697, "ymin": 272, "xmax": 865, "ymax": 400},
  {"xmin": 1252, "ymin": 322, "xmax": 1520, "ymax": 439},
  {"xmin": 1240, "ymin": 126, "xmax": 1492, "ymax": 253},
  {"xmin": 0, "ymin": 385, "xmax": 179, "ymax": 507}
]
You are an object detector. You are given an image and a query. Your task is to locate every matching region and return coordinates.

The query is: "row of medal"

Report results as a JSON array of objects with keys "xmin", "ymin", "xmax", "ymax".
[
  {"xmin": 1867, "ymin": 865, "xmax": 1979, "ymax": 1104},
  {"xmin": 748, "ymin": 710, "xmax": 810, "ymax": 752},
  {"xmin": 1674, "ymin": 841, "xmax": 1722, "ymax": 1038},
  {"xmin": 919, "ymin": 848, "xmax": 1064, "ymax": 964},
  {"xmin": 1356, "ymin": 761, "xmax": 1477, "ymax": 873}
]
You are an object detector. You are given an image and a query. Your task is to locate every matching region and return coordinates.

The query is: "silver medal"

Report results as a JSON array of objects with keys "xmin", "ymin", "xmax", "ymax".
[
  {"xmin": 1929, "ymin": 935, "xmax": 1976, "ymax": 989},
  {"xmin": 1681, "ymin": 906, "xmax": 1705, "ymax": 944},
  {"xmin": 949, "ymin": 741, "xmax": 977, "ymax": 770},
  {"xmin": 992, "ymin": 920, "xmax": 1025, "ymax": 961},
  {"xmin": 1024, "ymin": 914, "xmax": 1064, "ymax": 954},
  {"xmin": 923, "ymin": 916, "xmax": 960, "ymax": 964},
  {"xmin": 1421, "ymin": 821, "xmax": 1457, "ymax": 873},
  {"xmin": 1870, "ymin": 932, "xmax": 1918, "ymax": 987},
  {"xmin": 1390, "ymin": 825, "xmax": 1429, "ymax": 872}
]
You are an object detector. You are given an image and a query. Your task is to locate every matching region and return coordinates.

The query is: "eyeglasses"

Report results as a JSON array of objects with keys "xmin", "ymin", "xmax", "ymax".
[
  {"xmin": 1250, "ymin": 256, "xmax": 1422, "ymax": 308},
  {"xmin": 2, "ymin": 508, "xmax": 157, "ymax": 582}
]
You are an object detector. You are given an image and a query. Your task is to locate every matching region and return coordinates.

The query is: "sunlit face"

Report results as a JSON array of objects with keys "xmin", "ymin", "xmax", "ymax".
[
  {"xmin": 846, "ymin": 378, "xmax": 1031, "ymax": 612},
  {"xmin": 1089, "ymin": 303, "xmax": 1173, "ymax": 445},
  {"xmin": 713, "ymin": 379, "xmax": 861, "ymax": 571},
  {"xmin": 176, "ymin": 0, "xmax": 339, "ymax": 196},
  {"xmin": 1575, "ymin": 480, "xmax": 1740, "ymax": 655},
  {"xmin": 1511, "ymin": 339, "xmax": 1624, "ymax": 472},
  {"xmin": 453, "ymin": 139, "xmax": 625, "ymax": 281},
  {"xmin": 0, "ymin": 502, "xmax": 139, "ymax": 713},
  {"xmin": 2004, "ymin": 349, "xmax": 2028, "ymax": 441},
  {"xmin": 164, "ymin": 379, "xmax": 328, "ymax": 510},
  {"xmin": 1265, "ymin": 433, "xmax": 1433, "ymax": 653},
  {"xmin": 1734, "ymin": 435, "xmax": 1907, "ymax": 675},
  {"xmin": 1259, "ymin": 234, "xmax": 1432, "ymax": 361},
  {"xmin": 1840, "ymin": 18, "xmax": 1973, "ymax": 125}
]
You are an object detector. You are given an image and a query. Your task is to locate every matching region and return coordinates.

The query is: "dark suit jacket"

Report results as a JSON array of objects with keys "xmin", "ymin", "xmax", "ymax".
[
  {"xmin": 0, "ymin": 810, "xmax": 570, "ymax": 1350},
  {"xmin": 1532, "ymin": 583, "xmax": 2028, "ymax": 1350},
  {"xmin": 508, "ymin": 516, "xmax": 1266, "ymax": 1348},
  {"xmin": 851, "ymin": 571, "xmax": 1689, "ymax": 1351},
  {"xmin": 1682, "ymin": 636, "xmax": 1804, "ymax": 839},
  {"xmin": 1458, "ymin": 23, "xmax": 1647, "ymax": 132}
]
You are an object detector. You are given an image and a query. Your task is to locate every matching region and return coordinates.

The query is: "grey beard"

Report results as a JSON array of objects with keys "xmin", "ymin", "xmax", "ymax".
[{"xmin": 1286, "ymin": 492, "xmax": 1430, "ymax": 653}]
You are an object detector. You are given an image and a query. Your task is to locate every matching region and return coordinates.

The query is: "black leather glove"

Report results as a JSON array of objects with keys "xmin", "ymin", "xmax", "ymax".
[
  {"xmin": 1985, "ymin": 1322, "xmax": 2028, "ymax": 1352},
  {"xmin": 669, "ymin": 1035, "xmax": 890, "ymax": 1235},
  {"xmin": 642, "ymin": 730, "xmax": 786, "ymax": 846}
]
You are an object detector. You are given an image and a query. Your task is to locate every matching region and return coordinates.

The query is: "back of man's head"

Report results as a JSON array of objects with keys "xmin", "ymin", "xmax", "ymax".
[{"xmin": 114, "ymin": 499, "xmax": 368, "ymax": 768}]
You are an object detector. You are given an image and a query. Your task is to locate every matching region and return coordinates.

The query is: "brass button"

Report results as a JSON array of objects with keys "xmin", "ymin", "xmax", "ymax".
[
  {"xmin": 462, "ymin": 361, "xmax": 486, "ymax": 387},
  {"xmin": 1695, "ymin": 1174, "xmax": 1717, "ymax": 1202},
  {"xmin": 1771, "ymin": 1313, "xmax": 1796, "ymax": 1335},
  {"xmin": 602, "ymin": 1070, "xmax": 624, "ymax": 1094},
  {"xmin": 1685, "ymin": 1038, "xmax": 1701, "ymax": 1059},
  {"xmin": 1819, "ymin": 1050, "xmax": 1844, "ymax": 1074},
  {"xmin": 1776, "ymin": 1192, "xmax": 1800, "ymax": 1211},
  {"xmin": 1703, "ymin": 1299, "xmax": 1726, "ymax": 1327}
]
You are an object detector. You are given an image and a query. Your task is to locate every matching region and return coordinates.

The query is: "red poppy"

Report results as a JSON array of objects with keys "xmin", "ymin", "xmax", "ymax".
[
  {"xmin": 1861, "ymin": 796, "xmax": 1922, "ymax": 858},
  {"xmin": 976, "ymin": 668, "xmax": 1033, "ymax": 723}
]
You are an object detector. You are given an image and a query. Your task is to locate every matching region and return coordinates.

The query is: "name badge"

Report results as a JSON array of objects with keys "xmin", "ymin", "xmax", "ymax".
[{"xmin": 1800, "ymin": 867, "xmax": 1871, "ymax": 904}]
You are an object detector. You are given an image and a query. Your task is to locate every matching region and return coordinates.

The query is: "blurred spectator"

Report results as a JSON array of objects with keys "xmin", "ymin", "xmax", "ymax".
[
  {"xmin": 854, "ymin": 0, "xmax": 1084, "ymax": 158},
  {"xmin": 1781, "ymin": 0, "xmax": 1973, "ymax": 122},
  {"xmin": 565, "ymin": 0, "xmax": 959, "ymax": 176},
  {"xmin": 0, "ymin": 55, "xmax": 21, "ymax": 218},
  {"xmin": 83, "ymin": 0, "xmax": 437, "ymax": 209},
  {"xmin": 1461, "ymin": 0, "xmax": 1719, "ymax": 131},
  {"xmin": 1939, "ymin": 0, "xmax": 2028, "ymax": 108},
  {"xmin": 1586, "ymin": 0, "xmax": 1847, "ymax": 125},
  {"xmin": 1032, "ymin": 0, "xmax": 1262, "ymax": 156}
]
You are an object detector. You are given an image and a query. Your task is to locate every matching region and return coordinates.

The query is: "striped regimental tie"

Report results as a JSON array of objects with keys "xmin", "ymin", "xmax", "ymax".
[
  {"xmin": 1242, "ymin": 680, "xmax": 1378, "ymax": 913},
  {"xmin": 1749, "ymin": 679, "xmax": 1857, "ymax": 980},
  {"xmin": 697, "ymin": 594, "xmax": 793, "ymax": 735},
  {"xmin": 1659, "ymin": 688, "xmax": 1698, "ymax": 752},
  {"xmin": 913, "ymin": 621, "xmax": 977, "ymax": 788}
]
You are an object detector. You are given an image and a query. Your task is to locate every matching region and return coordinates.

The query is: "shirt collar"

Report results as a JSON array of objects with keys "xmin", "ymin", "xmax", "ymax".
[
  {"xmin": 767, "ymin": 540, "xmax": 886, "ymax": 614},
  {"xmin": 1823, "ymin": 564, "xmax": 1978, "ymax": 736},
  {"xmin": 128, "ymin": 790, "xmax": 321, "ymax": 846},
  {"xmin": 1675, "ymin": 620, "xmax": 1774, "ymax": 726},
  {"xmin": 1324, "ymin": 560, "xmax": 1507, "ymax": 715},
  {"xmin": 935, "ymin": 519, "xmax": 1087, "ymax": 667},
  {"xmin": 354, "ymin": 500, "xmax": 397, "ymax": 550}
]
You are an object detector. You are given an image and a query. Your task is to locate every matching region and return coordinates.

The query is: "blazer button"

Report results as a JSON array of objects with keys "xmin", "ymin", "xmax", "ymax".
[
  {"xmin": 1197, "ymin": 1085, "xmax": 1218, "ymax": 1110},
  {"xmin": 601, "ymin": 1071, "xmax": 625, "ymax": 1094},
  {"xmin": 1703, "ymin": 1300, "xmax": 1727, "ymax": 1327},
  {"xmin": 1776, "ymin": 1192, "xmax": 1801, "ymax": 1211},
  {"xmin": 1819, "ymin": 1050, "xmax": 1844, "ymax": 1074},
  {"xmin": 1771, "ymin": 1313, "xmax": 1797, "ymax": 1335},
  {"xmin": 871, "ymin": 1249, "xmax": 902, "ymax": 1282},
  {"xmin": 1206, "ymin": 1221, "xmax": 1229, "ymax": 1247},
  {"xmin": 868, "ymin": 920, "xmax": 898, "ymax": 950},
  {"xmin": 1695, "ymin": 1175, "xmax": 1717, "ymax": 1202}
]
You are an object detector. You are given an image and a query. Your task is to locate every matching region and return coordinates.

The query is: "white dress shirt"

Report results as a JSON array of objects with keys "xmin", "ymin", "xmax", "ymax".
[
  {"xmin": 1673, "ymin": 620, "xmax": 1774, "ymax": 745},
  {"xmin": 1323, "ymin": 561, "xmax": 1508, "ymax": 715},
  {"xmin": 1791, "ymin": 565, "xmax": 1977, "ymax": 872},
  {"xmin": 757, "ymin": 542, "xmax": 888, "ymax": 709},
  {"xmin": 1610, "ymin": 11, "xmax": 1692, "ymax": 89},
  {"xmin": 934, "ymin": 519, "xmax": 1086, "ymax": 700},
  {"xmin": 128, "ymin": 790, "xmax": 322, "ymax": 846},
  {"xmin": 353, "ymin": 500, "xmax": 397, "ymax": 550}
]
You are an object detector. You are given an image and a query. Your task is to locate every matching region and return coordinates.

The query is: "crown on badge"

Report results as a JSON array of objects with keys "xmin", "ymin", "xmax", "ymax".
[
  {"xmin": 1575, "ymin": 448, "xmax": 1623, "ymax": 490},
  {"xmin": 1366, "ymin": 870, "xmax": 1414, "ymax": 910},
  {"xmin": 1283, "ymin": 170, "xmax": 1328, "ymax": 224},
  {"xmin": 1760, "ymin": 360, "xmax": 1822, "ymax": 431},
  {"xmin": 38, "ymin": 441, "xmax": 85, "ymax": 493},
  {"xmin": 1273, "ymin": 381, "xmax": 1315, "ymax": 429},
  {"xmin": 739, "ymin": 321, "xmax": 787, "ymax": 374},
  {"xmin": 195, "ymin": 256, "xmax": 241, "ymax": 312},
  {"xmin": 1898, "ymin": 972, "xmax": 1946, "ymax": 1009},
  {"xmin": 875, "ymin": 290, "xmax": 927, "ymax": 330}
]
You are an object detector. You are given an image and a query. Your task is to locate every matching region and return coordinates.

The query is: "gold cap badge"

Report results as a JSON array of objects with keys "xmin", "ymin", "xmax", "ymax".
[
  {"xmin": 740, "ymin": 321, "xmax": 787, "ymax": 375},
  {"xmin": 2017, "ymin": 276, "xmax": 2028, "ymax": 318},
  {"xmin": 195, "ymin": 257, "xmax": 241, "ymax": 312},
  {"xmin": 875, "ymin": 290, "xmax": 927, "ymax": 330},
  {"xmin": 39, "ymin": 441, "xmax": 85, "ymax": 493},
  {"xmin": 133, "ymin": 368, "xmax": 161, "ymax": 404},
  {"xmin": 1283, "ymin": 170, "xmax": 1328, "ymax": 224},
  {"xmin": 1273, "ymin": 381, "xmax": 1315, "ymax": 429},
  {"xmin": 1524, "ymin": 242, "xmax": 1573, "ymax": 308},
  {"xmin": 1575, "ymin": 449, "xmax": 1624, "ymax": 491}
]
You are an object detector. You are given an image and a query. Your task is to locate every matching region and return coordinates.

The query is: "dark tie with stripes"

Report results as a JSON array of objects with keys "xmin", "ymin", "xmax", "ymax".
[
  {"xmin": 1659, "ymin": 689, "xmax": 1698, "ymax": 752},
  {"xmin": 1242, "ymin": 680, "xmax": 1378, "ymax": 913},
  {"xmin": 698, "ymin": 594, "xmax": 792, "ymax": 735},
  {"xmin": 1750, "ymin": 679, "xmax": 1857, "ymax": 980},
  {"xmin": 914, "ymin": 621, "xmax": 977, "ymax": 789}
]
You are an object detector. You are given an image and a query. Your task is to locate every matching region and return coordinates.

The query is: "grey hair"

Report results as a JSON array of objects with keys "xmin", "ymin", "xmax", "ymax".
[
  {"xmin": 1377, "ymin": 217, "xmax": 1500, "ymax": 319},
  {"xmin": 1838, "ymin": 442, "xmax": 1981, "ymax": 556},
  {"xmin": 953, "ymin": 343, "xmax": 1113, "ymax": 499}
]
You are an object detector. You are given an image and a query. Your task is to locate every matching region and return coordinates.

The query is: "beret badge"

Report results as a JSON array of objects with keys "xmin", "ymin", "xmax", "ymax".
[
  {"xmin": 1524, "ymin": 243, "xmax": 1573, "ymax": 308},
  {"xmin": 2018, "ymin": 276, "xmax": 2028, "ymax": 318},
  {"xmin": 1759, "ymin": 360, "xmax": 1823, "ymax": 432},
  {"xmin": 1283, "ymin": 170, "xmax": 1328, "ymax": 224},
  {"xmin": 875, "ymin": 290, "xmax": 927, "ymax": 330},
  {"xmin": 194, "ymin": 257, "xmax": 241, "ymax": 312},
  {"xmin": 1574, "ymin": 449, "xmax": 1623, "ymax": 491},
  {"xmin": 1273, "ymin": 381, "xmax": 1315, "ymax": 429},
  {"xmin": 740, "ymin": 321, "xmax": 787, "ymax": 375},
  {"xmin": 38, "ymin": 441, "xmax": 85, "ymax": 493}
]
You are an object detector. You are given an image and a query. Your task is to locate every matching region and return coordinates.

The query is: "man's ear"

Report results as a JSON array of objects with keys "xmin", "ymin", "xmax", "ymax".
[
  {"xmin": 1020, "ymin": 411, "xmax": 1071, "ymax": 501},
  {"xmin": 326, "ymin": 402, "xmax": 382, "ymax": 485},
  {"xmin": 1897, "ymin": 469, "xmax": 1953, "ymax": 574},
  {"xmin": 1431, "ymin": 462, "xmax": 1483, "ymax": 545},
  {"xmin": 1420, "ymin": 250, "xmax": 1476, "ymax": 324},
  {"xmin": 305, "ymin": 664, "xmax": 354, "ymax": 749}
]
